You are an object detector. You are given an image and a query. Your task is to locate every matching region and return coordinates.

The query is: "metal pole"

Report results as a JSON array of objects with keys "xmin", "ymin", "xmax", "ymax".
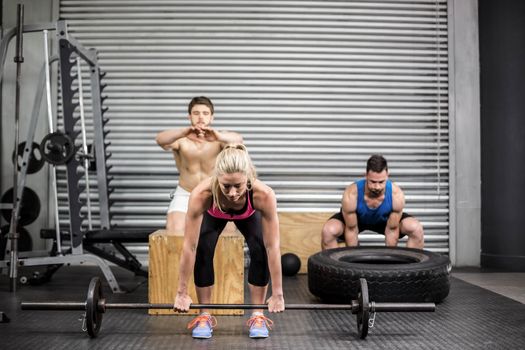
[
  {"xmin": 43, "ymin": 30, "xmax": 62, "ymax": 254},
  {"xmin": 106, "ymin": 303, "xmax": 359, "ymax": 310},
  {"xmin": 108, "ymin": 302, "xmax": 434, "ymax": 312},
  {"xmin": 369, "ymin": 302, "xmax": 436, "ymax": 312},
  {"xmin": 21, "ymin": 302, "xmax": 86, "ymax": 310},
  {"xmin": 21, "ymin": 301, "xmax": 435, "ymax": 313},
  {"xmin": 21, "ymin": 302, "xmax": 357, "ymax": 311},
  {"xmin": 9, "ymin": 3, "xmax": 24, "ymax": 292},
  {"xmin": 76, "ymin": 57, "xmax": 92, "ymax": 230}
]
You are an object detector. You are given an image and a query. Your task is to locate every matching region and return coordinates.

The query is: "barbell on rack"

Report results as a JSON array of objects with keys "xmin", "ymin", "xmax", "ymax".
[{"xmin": 21, "ymin": 277, "xmax": 435, "ymax": 339}]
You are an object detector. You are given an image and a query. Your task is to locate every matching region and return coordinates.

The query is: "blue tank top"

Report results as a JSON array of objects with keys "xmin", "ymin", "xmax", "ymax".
[{"xmin": 356, "ymin": 178, "xmax": 393, "ymax": 226}]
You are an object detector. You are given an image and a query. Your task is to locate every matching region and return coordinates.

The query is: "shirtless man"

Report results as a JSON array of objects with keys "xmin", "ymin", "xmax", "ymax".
[
  {"xmin": 321, "ymin": 154, "xmax": 424, "ymax": 249},
  {"xmin": 156, "ymin": 96, "xmax": 243, "ymax": 232}
]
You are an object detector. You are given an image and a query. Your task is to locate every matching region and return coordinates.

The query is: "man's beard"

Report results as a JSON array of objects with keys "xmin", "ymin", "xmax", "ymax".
[{"xmin": 369, "ymin": 189, "xmax": 383, "ymax": 197}]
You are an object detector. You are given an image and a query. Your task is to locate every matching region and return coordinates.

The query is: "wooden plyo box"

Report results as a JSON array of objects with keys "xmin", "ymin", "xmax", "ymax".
[
  {"xmin": 279, "ymin": 212, "xmax": 344, "ymax": 274},
  {"xmin": 148, "ymin": 228, "xmax": 244, "ymax": 315}
]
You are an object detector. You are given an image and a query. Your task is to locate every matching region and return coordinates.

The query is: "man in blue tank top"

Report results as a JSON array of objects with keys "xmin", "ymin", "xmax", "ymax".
[{"xmin": 321, "ymin": 154, "xmax": 424, "ymax": 249}]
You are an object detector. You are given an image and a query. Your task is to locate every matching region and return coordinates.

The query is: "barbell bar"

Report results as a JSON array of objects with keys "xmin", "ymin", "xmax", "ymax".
[{"xmin": 21, "ymin": 277, "xmax": 435, "ymax": 339}]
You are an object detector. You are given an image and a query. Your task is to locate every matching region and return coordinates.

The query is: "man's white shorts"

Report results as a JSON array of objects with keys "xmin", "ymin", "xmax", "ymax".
[{"xmin": 167, "ymin": 186, "xmax": 190, "ymax": 213}]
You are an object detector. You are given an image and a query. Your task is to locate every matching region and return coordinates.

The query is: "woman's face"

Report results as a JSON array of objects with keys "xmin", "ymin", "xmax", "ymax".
[{"xmin": 218, "ymin": 172, "xmax": 248, "ymax": 202}]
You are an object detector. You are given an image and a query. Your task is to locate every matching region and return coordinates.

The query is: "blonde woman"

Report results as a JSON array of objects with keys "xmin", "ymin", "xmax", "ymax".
[{"xmin": 173, "ymin": 144, "xmax": 284, "ymax": 339}]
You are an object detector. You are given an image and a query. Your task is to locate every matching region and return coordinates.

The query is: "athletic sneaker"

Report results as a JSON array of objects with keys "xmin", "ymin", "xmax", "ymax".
[
  {"xmin": 247, "ymin": 312, "xmax": 273, "ymax": 338},
  {"xmin": 187, "ymin": 313, "xmax": 217, "ymax": 339}
]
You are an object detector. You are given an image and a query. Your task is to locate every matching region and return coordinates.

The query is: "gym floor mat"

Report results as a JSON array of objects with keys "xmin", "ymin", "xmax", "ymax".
[{"xmin": 1, "ymin": 266, "xmax": 524, "ymax": 349}]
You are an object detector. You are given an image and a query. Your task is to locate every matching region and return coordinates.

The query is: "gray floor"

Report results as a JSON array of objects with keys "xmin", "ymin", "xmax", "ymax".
[
  {"xmin": 1, "ymin": 265, "xmax": 525, "ymax": 349},
  {"xmin": 452, "ymin": 268, "xmax": 525, "ymax": 304}
]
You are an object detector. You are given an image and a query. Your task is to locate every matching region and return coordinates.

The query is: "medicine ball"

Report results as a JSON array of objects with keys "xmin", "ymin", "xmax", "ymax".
[{"xmin": 281, "ymin": 252, "xmax": 301, "ymax": 276}]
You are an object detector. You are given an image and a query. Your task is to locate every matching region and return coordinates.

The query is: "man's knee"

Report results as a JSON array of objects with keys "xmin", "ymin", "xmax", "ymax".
[
  {"xmin": 166, "ymin": 211, "xmax": 186, "ymax": 233},
  {"xmin": 402, "ymin": 218, "xmax": 424, "ymax": 244},
  {"xmin": 321, "ymin": 220, "xmax": 343, "ymax": 241},
  {"xmin": 321, "ymin": 220, "xmax": 345, "ymax": 250}
]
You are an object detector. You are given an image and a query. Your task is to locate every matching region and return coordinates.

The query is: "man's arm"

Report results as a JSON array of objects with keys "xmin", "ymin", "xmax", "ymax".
[
  {"xmin": 341, "ymin": 184, "xmax": 359, "ymax": 247},
  {"xmin": 155, "ymin": 127, "xmax": 193, "ymax": 151},
  {"xmin": 218, "ymin": 130, "xmax": 243, "ymax": 145},
  {"xmin": 384, "ymin": 183, "xmax": 405, "ymax": 246},
  {"xmin": 200, "ymin": 128, "xmax": 243, "ymax": 145}
]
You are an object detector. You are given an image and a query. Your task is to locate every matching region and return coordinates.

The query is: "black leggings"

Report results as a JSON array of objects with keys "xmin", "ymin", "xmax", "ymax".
[{"xmin": 194, "ymin": 211, "xmax": 270, "ymax": 288}]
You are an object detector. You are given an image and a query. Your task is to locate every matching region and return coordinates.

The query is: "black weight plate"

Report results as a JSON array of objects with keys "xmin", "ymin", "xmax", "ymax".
[
  {"xmin": 0, "ymin": 225, "xmax": 33, "ymax": 260},
  {"xmin": 86, "ymin": 277, "xmax": 103, "ymax": 338},
  {"xmin": 12, "ymin": 142, "xmax": 45, "ymax": 174},
  {"xmin": 1, "ymin": 187, "xmax": 41, "ymax": 225},
  {"xmin": 357, "ymin": 278, "xmax": 370, "ymax": 339},
  {"xmin": 40, "ymin": 132, "xmax": 75, "ymax": 165}
]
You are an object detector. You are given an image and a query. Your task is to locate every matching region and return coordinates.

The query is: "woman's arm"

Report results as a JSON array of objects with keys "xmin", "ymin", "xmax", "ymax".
[
  {"xmin": 173, "ymin": 180, "xmax": 211, "ymax": 312},
  {"xmin": 254, "ymin": 181, "xmax": 285, "ymax": 312}
]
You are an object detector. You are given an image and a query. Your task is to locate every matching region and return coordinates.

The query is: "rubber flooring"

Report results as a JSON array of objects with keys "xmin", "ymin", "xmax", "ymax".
[{"xmin": 0, "ymin": 266, "xmax": 524, "ymax": 349}]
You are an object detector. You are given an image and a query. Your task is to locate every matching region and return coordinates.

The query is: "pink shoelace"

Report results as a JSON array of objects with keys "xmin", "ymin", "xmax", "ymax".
[
  {"xmin": 246, "ymin": 314, "xmax": 274, "ymax": 330},
  {"xmin": 187, "ymin": 314, "xmax": 217, "ymax": 330}
]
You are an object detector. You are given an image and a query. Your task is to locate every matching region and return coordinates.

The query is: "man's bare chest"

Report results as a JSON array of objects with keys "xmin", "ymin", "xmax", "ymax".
[{"xmin": 178, "ymin": 140, "xmax": 221, "ymax": 159}]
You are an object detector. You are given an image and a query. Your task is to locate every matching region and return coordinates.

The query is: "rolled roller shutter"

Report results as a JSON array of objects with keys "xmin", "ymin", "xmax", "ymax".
[{"xmin": 58, "ymin": 0, "xmax": 450, "ymax": 258}]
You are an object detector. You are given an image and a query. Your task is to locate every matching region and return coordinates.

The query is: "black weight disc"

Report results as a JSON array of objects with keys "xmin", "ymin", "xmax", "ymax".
[
  {"xmin": 356, "ymin": 278, "xmax": 369, "ymax": 339},
  {"xmin": 12, "ymin": 142, "xmax": 45, "ymax": 174},
  {"xmin": 86, "ymin": 277, "xmax": 103, "ymax": 338},
  {"xmin": 1, "ymin": 187, "xmax": 41, "ymax": 226},
  {"xmin": 40, "ymin": 132, "xmax": 75, "ymax": 165},
  {"xmin": 0, "ymin": 225, "xmax": 33, "ymax": 260}
]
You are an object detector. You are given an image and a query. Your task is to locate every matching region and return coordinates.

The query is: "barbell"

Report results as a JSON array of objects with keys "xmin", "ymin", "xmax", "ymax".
[{"xmin": 21, "ymin": 277, "xmax": 435, "ymax": 339}]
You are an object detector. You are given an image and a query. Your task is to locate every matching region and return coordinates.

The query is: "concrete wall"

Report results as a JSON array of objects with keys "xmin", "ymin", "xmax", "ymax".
[{"xmin": 447, "ymin": 0, "xmax": 481, "ymax": 266}]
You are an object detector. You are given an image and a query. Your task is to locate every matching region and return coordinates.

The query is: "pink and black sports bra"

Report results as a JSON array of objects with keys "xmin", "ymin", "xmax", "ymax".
[{"xmin": 207, "ymin": 189, "xmax": 256, "ymax": 220}]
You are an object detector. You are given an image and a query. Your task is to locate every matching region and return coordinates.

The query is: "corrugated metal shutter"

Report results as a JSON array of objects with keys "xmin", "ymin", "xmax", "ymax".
[{"xmin": 58, "ymin": 0, "xmax": 449, "ymax": 256}]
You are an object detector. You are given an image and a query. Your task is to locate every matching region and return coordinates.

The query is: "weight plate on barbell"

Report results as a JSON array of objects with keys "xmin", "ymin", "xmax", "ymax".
[
  {"xmin": 40, "ymin": 132, "xmax": 75, "ymax": 165},
  {"xmin": 86, "ymin": 277, "xmax": 103, "ymax": 338},
  {"xmin": 357, "ymin": 278, "xmax": 370, "ymax": 339},
  {"xmin": 12, "ymin": 141, "xmax": 45, "ymax": 174}
]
